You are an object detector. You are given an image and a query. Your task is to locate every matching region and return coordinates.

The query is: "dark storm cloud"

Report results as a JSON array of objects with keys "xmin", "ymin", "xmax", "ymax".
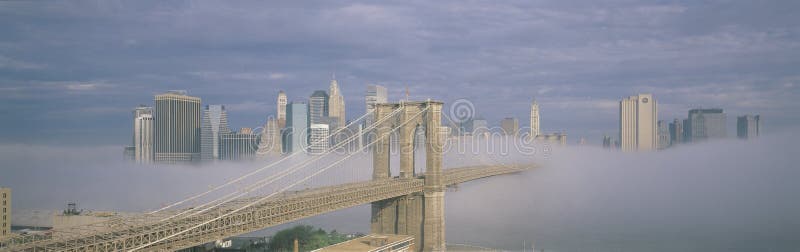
[{"xmin": 0, "ymin": 0, "xmax": 798, "ymax": 144}]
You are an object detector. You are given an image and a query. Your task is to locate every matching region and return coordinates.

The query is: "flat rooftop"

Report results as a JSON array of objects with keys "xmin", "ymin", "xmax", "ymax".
[{"xmin": 313, "ymin": 234, "xmax": 413, "ymax": 252}]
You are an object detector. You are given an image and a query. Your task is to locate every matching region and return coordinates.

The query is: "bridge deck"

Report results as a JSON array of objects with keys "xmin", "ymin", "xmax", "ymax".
[{"xmin": 0, "ymin": 164, "xmax": 532, "ymax": 252}]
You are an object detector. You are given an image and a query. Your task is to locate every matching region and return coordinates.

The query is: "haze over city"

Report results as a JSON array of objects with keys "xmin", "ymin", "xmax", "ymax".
[{"xmin": 1, "ymin": 1, "xmax": 799, "ymax": 252}]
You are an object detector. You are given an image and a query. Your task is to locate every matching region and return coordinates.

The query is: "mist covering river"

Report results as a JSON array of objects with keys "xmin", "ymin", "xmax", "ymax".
[{"xmin": 2, "ymin": 130, "xmax": 798, "ymax": 251}]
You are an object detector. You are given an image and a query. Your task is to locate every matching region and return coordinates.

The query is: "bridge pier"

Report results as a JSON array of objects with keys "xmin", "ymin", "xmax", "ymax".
[{"xmin": 370, "ymin": 101, "xmax": 446, "ymax": 252}]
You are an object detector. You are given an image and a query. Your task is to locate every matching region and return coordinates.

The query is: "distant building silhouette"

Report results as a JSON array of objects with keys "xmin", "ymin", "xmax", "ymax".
[
  {"xmin": 530, "ymin": 100, "xmax": 540, "ymax": 138},
  {"xmin": 328, "ymin": 74, "xmax": 345, "ymax": 130},
  {"xmin": 669, "ymin": 118, "xmax": 683, "ymax": 145},
  {"xmin": 277, "ymin": 90, "xmax": 287, "ymax": 129},
  {"xmin": 219, "ymin": 129, "xmax": 259, "ymax": 160},
  {"xmin": 687, "ymin": 108, "xmax": 726, "ymax": 142},
  {"xmin": 737, "ymin": 114, "xmax": 761, "ymax": 139},
  {"xmin": 658, "ymin": 120, "xmax": 671, "ymax": 150},
  {"xmin": 500, "ymin": 117, "xmax": 519, "ymax": 136}
]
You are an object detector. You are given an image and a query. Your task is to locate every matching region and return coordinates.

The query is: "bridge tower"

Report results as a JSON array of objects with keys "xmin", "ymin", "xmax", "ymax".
[{"xmin": 371, "ymin": 100, "xmax": 445, "ymax": 252}]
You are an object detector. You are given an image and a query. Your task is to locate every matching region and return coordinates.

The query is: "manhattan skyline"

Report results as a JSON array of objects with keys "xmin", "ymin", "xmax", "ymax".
[{"xmin": 0, "ymin": 1, "xmax": 798, "ymax": 146}]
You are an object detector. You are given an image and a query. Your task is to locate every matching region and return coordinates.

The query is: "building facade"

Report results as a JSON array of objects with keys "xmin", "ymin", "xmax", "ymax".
[
  {"xmin": 328, "ymin": 75, "xmax": 346, "ymax": 129},
  {"xmin": 472, "ymin": 118, "xmax": 489, "ymax": 137},
  {"xmin": 219, "ymin": 129, "xmax": 259, "ymax": 160},
  {"xmin": 309, "ymin": 90, "xmax": 330, "ymax": 125},
  {"xmin": 277, "ymin": 90, "xmax": 287, "ymax": 129},
  {"xmin": 535, "ymin": 133, "xmax": 567, "ymax": 145},
  {"xmin": 1, "ymin": 187, "xmax": 9, "ymax": 238},
  {"xmin": 500, "ymin": 117, "xmax": 519, "ymax": 136},
  {"xmin": 134, "ymin": 114, "xmax": 154, "ymax": 162},
  {"xmin": 200, "ymin": 105, "xmax": 231, "ymax": 161},
  {"xmin": 687, "ymin": 108, "xmax": 726, "ymax": 142},
  {"xmin": 285, "ymin": 102, "xmax": 309, "ymax": 153},
  {"xmin": 737, "ymin": 114, "xmax": 761, "ymax": 139},
  {"xmin": 154, "ymin": 90, "xmax": 202, "ymax": 162},
  {"xmin": 530, "ymin": 100, "xmax": 540, "ymax": 138},
  {"xmin": 309, "ymin": 124, "xmax": 330, "ymax": 154},
  {"xmin": 619, "ymin": 94, "xmax": 658, "ymax": 151}
]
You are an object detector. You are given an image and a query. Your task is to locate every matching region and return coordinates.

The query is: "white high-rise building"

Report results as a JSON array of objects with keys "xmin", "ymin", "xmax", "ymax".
[
  {"xmin": 619, "ymin": 94, "xmax": 658, "ymax": 151},
  {"xmin": 277, "ymin": 90, "xmax": 287, "ymax": 128},
  {"xmin": 530, "ymin": 100, "xmax": 540, "ymax": 138},
  {"xmin": 309, "ymin": 124, "xmax": 330, "ymax": 154},
  {"xmin": 328, "ymin": 74, "xmax": 346, "ymax": 129},
  {"xmin": 134, "ymin": 114, "xmax": 154, "ymax": 162},
  {"xmin": 201, "ymin": 105, "xmax": 231, "ymax": 161}
]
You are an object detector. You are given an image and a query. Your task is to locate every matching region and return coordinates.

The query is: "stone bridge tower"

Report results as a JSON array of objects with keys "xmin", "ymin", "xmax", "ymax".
[{"xmin": 371, "ymin": 100, "xmax": 445, "ymax": 252}]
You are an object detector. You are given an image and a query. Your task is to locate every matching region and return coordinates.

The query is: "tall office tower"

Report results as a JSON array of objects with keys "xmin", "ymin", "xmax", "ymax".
[
  {"xmin": 309, "ymin": 90, "xmax": 330, "ymax": 125},
  {"xmin": 500, "ymin": 117, "xmax": 519, "ymax": 136},
  {"xmin": 687, "ymin": 108, "xmax": 726, "ymax": 142},
  {"xmin": 0, "ymin": 187, "xmax": 9, "ymax": 238},
  {"xmin": 682, "ymin": 118, "xmax": 691, "ymax": 142},
  {"xmin": 737, "ymin": 114, "xmax": 761, "ymax": 139},
  {"xmin": 328, "ymin": 74, "xmax": 346, "ymax": 129},
  {"xmin": 365, "ymin": 84, "xmax": 388, "ymax": 126},
  {"xmin": 657, "ymin": 120, "xmax": 671, "ymax": 150},
  {"xmin": 134, "ymin": 114, "xmax": 154, "ymax": 162},
  {"xmin": 201, "ymin": 105, "xmax": 231, "ymax": 161},
  {"xmin": 219, "ymin": 129, "xmax": 259, "ymax": 160},
  {"xmin": 277, "ymin": 90, "xmax": 287, "ymax": 128},
  {"xmin": 257, "ymin": 118, "xmax": 281, "ymax": 157},
  {"xmin": 285, "ymin": 102, "xmax": 309, "ymax": 153},
  {"xmin": 309, "ymin": 124, "xmax": 330, "ymax": 154},
  {"xmin": 132, "ymin": 105, "xmax": 153, "ymax": 144},
  {"xmin": 154, "ymin": 90, "xmax": 202, "ymax": 162},
  {"xmin": 669, "ymin": 118, "xmax": 683, "ymax": 145},
  {"xmin": 530, "ymin": 100, "xmax": 540, "ymax": 138},
  {"xmin": 619, "ymin": 94, "xmax": 658, "ymax": 151},
  {"xmin": 602, "ymin": 135, "xmax": 612, "ymax": 148}
]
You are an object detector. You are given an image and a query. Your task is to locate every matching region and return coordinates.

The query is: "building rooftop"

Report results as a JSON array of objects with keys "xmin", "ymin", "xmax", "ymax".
[{"xmin": 312, "ymin": 234, "xmax": 413, "ymax": 252}]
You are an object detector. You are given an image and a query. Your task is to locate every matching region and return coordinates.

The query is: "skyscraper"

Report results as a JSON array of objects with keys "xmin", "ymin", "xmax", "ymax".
[
  {"xmin": 365, "ymin": 84, "xmax": 388, "ymax": 126},
  {"xmin": 328, "ymin": 74, "xmax": 346, "ymax": 129},
  {"xmin": 309, "ymin": 124, "xmax": 330, "ymax": 154},
  {"xmin": 285, "ymin": 102, "xmax": 309, "ymax": 153},
  {"xmin": 132, "ymin": 105, "xmax": 152, "ymax": 143},
  {"xmin": 669, "ymin": 118, "xmax": 683, "ymax": 145},
  {"xmin": 309, "ymin": 90, "xmax": 330, "ymax": 125},
  {"xmin": 1, "ymin": 187, "xmax": 9, "ymax": 238},
  {"xmin": 201, "ymin": 105, "xmax": 231, "ymax": 161},
  {"xmin": 134, "ymin": 114, "xmax": 154, "ymax": 162},
  {"xmin": 687, "ymin": 108, "xmax": 726, "ymax": 142},
  {"xmin": 277, "ymin": 90, "xmax": 287, "ymax": 128},
  {"xmin": 500, "ymin": 117, "xmax": 519, "ymax": 136},
  {"xmin": 257, "ymin": 118, "xmax": 282, "ymax": 157},
  {"xmin": 619, "ymin": 94, "xmax": 657, "ymax": 151},
  {"xmin": 658, "ymin": 120, "xmax": 671, "ymax": 150},
  {"xmin": 530, "ymin": 100, "xmax": 540, "ymax": 138},
  {"xmin": 737, "ymin": 114, "xmax": 761, "ymax": 139},
  {"xmin": 154, "ymin": 90, "xmax": 202, "ymax": 162}
]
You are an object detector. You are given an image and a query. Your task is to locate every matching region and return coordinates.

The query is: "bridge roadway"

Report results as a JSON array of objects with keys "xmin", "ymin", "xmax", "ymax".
[{"xmin": 2, "ymin": 164, "xmax": 532, "ymax": 252}]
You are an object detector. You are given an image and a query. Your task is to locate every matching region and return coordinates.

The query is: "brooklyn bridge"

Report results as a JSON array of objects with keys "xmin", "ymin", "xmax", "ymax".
[{"xmin": 1, "ymin": 101, "xmax": 535, "ymax": 252}]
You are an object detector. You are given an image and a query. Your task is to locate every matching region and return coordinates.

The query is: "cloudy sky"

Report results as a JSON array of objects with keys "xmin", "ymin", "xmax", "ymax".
[{"xmin": 1, "ymin": 0, "xmax": 798, "ymax": 145}]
